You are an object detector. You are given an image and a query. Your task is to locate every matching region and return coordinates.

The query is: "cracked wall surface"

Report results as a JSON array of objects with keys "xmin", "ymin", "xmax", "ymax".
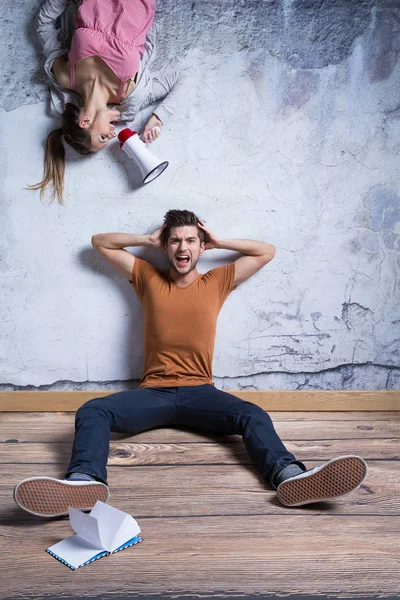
[{"xmin": 0, "ymin": 0, "xmax": 399, "ymax": 392}]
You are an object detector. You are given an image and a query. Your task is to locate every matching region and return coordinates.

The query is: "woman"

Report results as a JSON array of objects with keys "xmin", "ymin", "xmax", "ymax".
[{"xmin": 29, "ymin": 0, "xmax": 181, "ymax": 201}]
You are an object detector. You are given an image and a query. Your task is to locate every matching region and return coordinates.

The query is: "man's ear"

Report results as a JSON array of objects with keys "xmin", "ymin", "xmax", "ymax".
[
  {"xmin": 199, "ymin": 242, "xmax": 205, "ymax": 256},
  {"xmin": 79, "ymin": 116, "xmax": 91, "ymax": 129}
]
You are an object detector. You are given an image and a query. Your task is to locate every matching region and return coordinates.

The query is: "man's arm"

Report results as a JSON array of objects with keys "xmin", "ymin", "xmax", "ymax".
[
  {"xmin": 91, "ymin": 227, "xmax": 164, "ymax": 279},
  {"xmin": 198, "ymin": 222, "xmax": 276, "ymax": 286}
]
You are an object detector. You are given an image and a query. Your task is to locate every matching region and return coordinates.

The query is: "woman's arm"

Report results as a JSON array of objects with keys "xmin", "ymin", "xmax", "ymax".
[
  {"xmin": 140, "ymin": 71, "xmax": 185, "ymax": 141},
  {"xmin": 147, "ymin": 70, "xmax": 185, "ymax": 125},
  {"xmin": 36, "ymin": 0, "xmax": 70, "ymax": 51},
  {"xmin": 38, "ymin": 0, "xmax": 81, "ymax": 116}
]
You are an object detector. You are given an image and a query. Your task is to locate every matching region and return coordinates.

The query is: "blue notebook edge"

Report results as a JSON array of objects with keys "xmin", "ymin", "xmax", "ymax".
[
  {"xmin": 46, "ymin": 536, "xmax": 143, "ymax": 569},
  {"xmin": 46, "ymin": 548, "xmax": 109, "ymax": 570},
  {"xmin": 112, "ymin": 535, "xmax": 143, "ymax": 553}
]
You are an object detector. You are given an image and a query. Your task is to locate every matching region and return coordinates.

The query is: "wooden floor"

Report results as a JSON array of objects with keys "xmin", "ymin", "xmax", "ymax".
[{"xmin": 1, "ymin": 411, "xmax": 399, "ymax": 600}]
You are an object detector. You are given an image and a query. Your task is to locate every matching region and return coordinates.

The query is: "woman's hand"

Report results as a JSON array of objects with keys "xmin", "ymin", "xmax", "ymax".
[{"xmin": 142, "ymin": 114, "xmax": 162, "ymax": 143}]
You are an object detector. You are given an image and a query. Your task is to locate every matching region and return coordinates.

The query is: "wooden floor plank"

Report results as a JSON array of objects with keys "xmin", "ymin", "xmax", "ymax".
[
  {"xmin": 1, "ymin": 516, "xmax": 399, "ymax": 599},
  {"xmin": 1, "ymin": 411, "xmax": 399, "ymax": 442},
  {"xmin": 2, "ymin": 462, "xmax": 399, "ymax": 518},
  {"xmin": 2, "ymin": 389, "xmax": 399, "ymax": 411},
  {"xmin": 1, "ymin": 437, "xmax": 399, "ymax": 465}
]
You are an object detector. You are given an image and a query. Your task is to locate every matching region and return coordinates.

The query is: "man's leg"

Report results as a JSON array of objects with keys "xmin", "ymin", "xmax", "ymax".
[
  {"xmin": 174, "ymin": 385, "xmax": 367, "ymax": 506},
  {"xmin": 14, "ymin": 387, "xmax": 176, "ymax": 517},
  {"xmin": 66, "ymin": 387, "xmax": 176, "ymax": 482},
  {"xmin": 174, "ymin": 385, "xmax": 304, "ymax": 488}
]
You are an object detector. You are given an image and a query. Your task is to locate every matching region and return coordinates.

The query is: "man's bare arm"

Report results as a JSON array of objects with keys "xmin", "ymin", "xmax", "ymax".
[
  {"xmin": 91, "ymin": 227, "xmax": 164, "ymax": 279},
  {"xmin": 198, "ymin": 222, "xmax": 276, "ymax": 286}
]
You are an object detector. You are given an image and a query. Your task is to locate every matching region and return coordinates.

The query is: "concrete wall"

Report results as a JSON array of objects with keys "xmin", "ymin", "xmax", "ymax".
[{"xmin": 1, "ymin": 0, "xmax": 399, "ymax": 391}]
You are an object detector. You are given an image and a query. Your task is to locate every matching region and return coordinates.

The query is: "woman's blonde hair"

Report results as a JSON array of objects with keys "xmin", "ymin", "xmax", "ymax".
[{"xmin": 28, "ymin": 103, "xmax": 92, "ymax": 203}]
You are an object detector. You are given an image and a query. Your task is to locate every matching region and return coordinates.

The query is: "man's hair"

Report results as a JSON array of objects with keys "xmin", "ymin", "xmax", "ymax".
[{"xmin": 161, "ymin": 209, "xmax": 205, "ymax": 245}]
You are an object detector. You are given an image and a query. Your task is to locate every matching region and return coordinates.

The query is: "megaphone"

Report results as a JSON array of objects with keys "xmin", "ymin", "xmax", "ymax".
[{"xmin": 118, "ymin": 128, "xmax": 169, "ymax": 184}]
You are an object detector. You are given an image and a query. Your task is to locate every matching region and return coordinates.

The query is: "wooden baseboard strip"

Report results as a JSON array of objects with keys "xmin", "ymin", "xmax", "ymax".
[{"xmin": 0, "ymin": 390, "xmax": 399, "ymax": 412}]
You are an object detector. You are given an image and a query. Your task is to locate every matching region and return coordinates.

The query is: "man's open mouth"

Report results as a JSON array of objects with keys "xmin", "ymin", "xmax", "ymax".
[{"xmin": 176, "ymin": 254, "xmax": 190, "ymax": 266}]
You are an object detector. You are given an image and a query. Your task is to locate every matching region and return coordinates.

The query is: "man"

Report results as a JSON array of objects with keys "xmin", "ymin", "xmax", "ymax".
[{"xmin": 14, "ymin": 210, "xmax": 367, "ymax": 517}]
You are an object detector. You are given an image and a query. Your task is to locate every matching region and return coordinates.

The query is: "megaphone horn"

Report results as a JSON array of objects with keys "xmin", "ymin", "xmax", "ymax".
[{"xmin": 118, "ymin": 128, "xmax": 169, "ymax": 185}]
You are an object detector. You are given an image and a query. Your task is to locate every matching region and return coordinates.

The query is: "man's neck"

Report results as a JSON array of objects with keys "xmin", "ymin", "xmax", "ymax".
[{"xmin": 168, "ymin": 268, "xmax": 200, "ymax": 288}]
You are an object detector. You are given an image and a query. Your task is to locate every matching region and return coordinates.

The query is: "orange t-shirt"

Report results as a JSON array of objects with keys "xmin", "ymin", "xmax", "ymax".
[{"xmin": 131, "ymin": 258, "xmax": 236, "ymax": 388}]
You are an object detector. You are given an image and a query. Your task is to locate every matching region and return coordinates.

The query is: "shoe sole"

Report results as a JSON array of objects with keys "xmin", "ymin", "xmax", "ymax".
[
  {"xmin": 14, "ymin": 477, "xmax": 110, "ymax": 518},
  {"xmin": 277, "ymin": 456, "xmax": 368, "ymax": 507}
]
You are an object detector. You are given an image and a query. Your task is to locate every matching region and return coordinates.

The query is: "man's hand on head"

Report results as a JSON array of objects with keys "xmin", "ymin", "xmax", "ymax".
[
  {"xmin": 148, "ymin": 225, "xmax": 166, "ymax": 249},
  {"xmin": 198, "ymin": 221, "xmax": 221, "ymax": 250}
]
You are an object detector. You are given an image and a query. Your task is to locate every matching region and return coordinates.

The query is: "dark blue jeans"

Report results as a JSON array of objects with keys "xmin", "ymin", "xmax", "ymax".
[{"xmin": 66, "ymin": 385, "xmax": 304, "ymax": 488}]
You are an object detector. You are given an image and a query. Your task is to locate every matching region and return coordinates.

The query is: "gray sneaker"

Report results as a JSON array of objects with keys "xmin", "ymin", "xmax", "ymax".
[
  {"xmin": 14, "ymin": 476, "xmax": 109, "ymax": 518},
  {"xmin": 277, "ymin": 455, "xmax": 368, "ymax": 507}
]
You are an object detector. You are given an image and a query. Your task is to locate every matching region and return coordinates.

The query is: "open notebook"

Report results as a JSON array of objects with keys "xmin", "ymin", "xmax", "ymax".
[{"xmin": 46, "ymin": 501, "xmax": 142, "ymax": 569}]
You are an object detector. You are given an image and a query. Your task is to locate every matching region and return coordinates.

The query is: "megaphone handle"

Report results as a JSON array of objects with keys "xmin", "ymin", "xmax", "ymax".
[{"xmin": 141, "ymin": 126, "xmax": 161, "ymax": 143}]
